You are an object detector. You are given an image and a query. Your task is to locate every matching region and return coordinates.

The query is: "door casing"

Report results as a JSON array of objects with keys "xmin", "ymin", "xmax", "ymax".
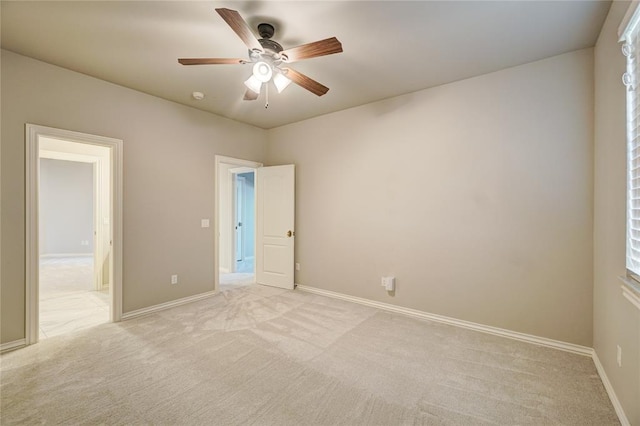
[
  {"xmin": 214, "ymin": 156, "xmax": 262, "ymax": 291},
  {"xmin": 25, "ymin": 124, "xmax": 123, "ymax": 345}
]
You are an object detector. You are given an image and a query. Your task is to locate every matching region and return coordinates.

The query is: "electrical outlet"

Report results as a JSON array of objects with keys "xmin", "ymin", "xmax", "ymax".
[
  {"xmin": 295, "ymin": 263, "xmax": 301, "ymax": 271},
  {"xmin": 617, "ymin": 345, "xmax": 622, "ymax": 367},
  {"xmin": 171, "ymin": 274, "xmax": 178, "ymax": 285},
  {"xmin": 381, "ymin": 276, "xmax": 395, "ymax": 291}
]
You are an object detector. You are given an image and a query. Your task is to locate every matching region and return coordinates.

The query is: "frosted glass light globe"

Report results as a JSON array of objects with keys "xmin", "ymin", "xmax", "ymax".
[{"xmin": 253, "ymin": 62, "xmax": 273, "ymax": 83}]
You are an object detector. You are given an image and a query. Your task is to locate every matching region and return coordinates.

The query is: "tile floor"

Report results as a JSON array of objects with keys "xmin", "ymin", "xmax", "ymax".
[{"xmin": 39, "ymin": 256, "xmax": 109, "ymax": 339}]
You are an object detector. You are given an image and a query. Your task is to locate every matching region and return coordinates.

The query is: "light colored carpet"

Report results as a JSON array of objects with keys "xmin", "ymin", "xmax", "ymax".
[
  {"xmin": 39, "ymin": 256, "xmax": 109, "ymax": 339},
  {"xmin": 40, "ymin": 255, "xmax": 94, "ymax": 298},
  {"xmin": 1, "ymin": 284, "xmax": 618, "ymax": 425},
  {"xmin": 220, "ymin": 255, "xmax": 255, "ymax": 290},
  {"xmin": 220, "ymin": 271, "xmax": 255, "ymax": 290}
]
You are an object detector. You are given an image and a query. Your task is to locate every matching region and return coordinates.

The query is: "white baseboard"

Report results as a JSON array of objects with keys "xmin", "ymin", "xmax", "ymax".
[
  {"xmin": 40, "ymin": 253, "xmax": 92, "ymax": 258},
  {"xmin": 121, "ymin": 290, "xmax": 217, "ymax": 320},
  {"xmin": 1, "ymin": 339, "xmax": 26, "ymax": 353},
  {"xmin": 592, "ymin": 351, "xmax": 631, "ymax": 426},
  {"xmin": 295, "ymin": 284, "xmax": 592, "ymax": 356},
  {"xmin": 297, "ymin": 284, "xmax": 629, "ymax": 426}
]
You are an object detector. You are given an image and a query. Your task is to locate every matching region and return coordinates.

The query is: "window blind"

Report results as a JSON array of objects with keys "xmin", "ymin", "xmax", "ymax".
[{"xmin": 623, "ymin": 10, "xmax": 640, "ymax": 281}]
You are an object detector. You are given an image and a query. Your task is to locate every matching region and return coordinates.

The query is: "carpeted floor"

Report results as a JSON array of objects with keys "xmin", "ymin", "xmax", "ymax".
[
  {"xmin": 220, "ymin": 271, "xmax": 255, "ymax": 290},
  {"xmin": 220, "ymin": 255, "xmax": 255, "ymax": 291},
  {"xmin": 39, "ymin": 256, "xmax": 109, "ymax": 339},
  {"xmin": 0, "ymin": 284, "xmax": 619, "ymax": 425}
]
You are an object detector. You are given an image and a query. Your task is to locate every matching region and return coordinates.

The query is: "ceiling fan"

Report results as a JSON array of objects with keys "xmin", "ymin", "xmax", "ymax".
[{"xmin": 178, "ymin": 8, "xmax": 343, "ymax": 104}]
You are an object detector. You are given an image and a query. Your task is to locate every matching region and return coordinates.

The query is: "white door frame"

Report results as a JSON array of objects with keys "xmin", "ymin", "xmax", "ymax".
[
  {"xmin": 214, "ymin": 156, "xmax": 261, "ymax": 292},
  {"xmin": 25, "ymin": 124, "xmax": 124, "ymax": 345}
]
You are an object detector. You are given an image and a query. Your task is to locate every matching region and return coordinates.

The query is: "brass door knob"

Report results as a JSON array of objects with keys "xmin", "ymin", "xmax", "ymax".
[{"xmin": 287, "ymin": 230, "xmax": 294, "ymax": 237}]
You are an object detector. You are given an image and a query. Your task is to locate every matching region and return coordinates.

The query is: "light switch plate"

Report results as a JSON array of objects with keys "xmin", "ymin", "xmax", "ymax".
[{"xmin": 201, "ymin": 219, "xmax": 210, "ymax": 228}]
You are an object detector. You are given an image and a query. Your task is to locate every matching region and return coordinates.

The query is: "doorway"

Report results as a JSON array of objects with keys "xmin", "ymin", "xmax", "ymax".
[
  {"xmin": 215, "ymin": 156, "xmax": 296, "ymax": 292},
  {"xmin": 26, "ymin": 124, "xmax": 123, "ymax": 345},
  {"xmin": 38, "ymin": 138, "xmax": 111, "ymax": 338},
  {"xmin": 215, "ymin": 157, "xmax": 261, "ymax": 291},
  {"xmin": 233, "ymin": 171, "xmax": 255, "ymax": 274}
]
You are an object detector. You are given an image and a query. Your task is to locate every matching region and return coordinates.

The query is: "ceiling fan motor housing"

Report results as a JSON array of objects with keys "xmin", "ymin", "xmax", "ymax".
[
  {"xmin": 258, "ymin": 39, "xmax": 283, "ymax": 54},
  {"xmin": 258, "ymin": 23, "xmax": 275, "ymax": 39},
  {"xmin": 255, "ymin": 23, "xmax": 283, "ymax": 57}
]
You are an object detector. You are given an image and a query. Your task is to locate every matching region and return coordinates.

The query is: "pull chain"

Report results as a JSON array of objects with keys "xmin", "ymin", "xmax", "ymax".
[{"xmin": 265, "ymin": 83, "xmax": 269, "ymax": 109}]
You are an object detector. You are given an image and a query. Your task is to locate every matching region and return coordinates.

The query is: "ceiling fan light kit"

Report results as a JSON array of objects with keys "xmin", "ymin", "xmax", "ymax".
[
  {"xmin": 244, "ymin": 74, "xmax": 263, "ymax": 94},
  {"xmin": 253, "ymin": 62, "xmax": 273, "ymax": 83},
  {"xmin": 273, "ymin": 71, "xmax": 292, "ymax": 93},
  {"xmin": 178, "ymin": 8, "xmax": 343, "ymax": 107}
]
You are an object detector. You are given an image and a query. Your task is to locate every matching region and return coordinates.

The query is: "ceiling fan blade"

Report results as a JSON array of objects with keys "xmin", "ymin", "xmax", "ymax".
[
  {"xmin": 280, "ymin": 37, "xmax": 343, "ymax": 63},
  {"xmin": 243, "ymin": 89, "xmax": 259, "ymax": 101},
  {"xmin": 178, "ymin": 58, "xmax": 247, "ymax": 65},
  {"xmin": 283, "ymin": 68, "xmax": 329, "ymax": 97},
  {"xmin": 215, "ymin": 8, "xmax": 263, "ymax": 52}
]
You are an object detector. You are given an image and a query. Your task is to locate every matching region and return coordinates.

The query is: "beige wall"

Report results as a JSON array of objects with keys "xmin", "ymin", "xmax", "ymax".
[
  {"xmin": 267, "ymin": 49, "xmax": 595, "ymax": 346},
  {"xmin": 594, "ymin": 2, "xmax": 640, "ymax": 424},
  {"xmin": 1, "ymin": 50, "xmax": 267, "ymax": 343},
  {"xmin": 39, "ymin": 159, "xmax": 94, "ymax": 255}
]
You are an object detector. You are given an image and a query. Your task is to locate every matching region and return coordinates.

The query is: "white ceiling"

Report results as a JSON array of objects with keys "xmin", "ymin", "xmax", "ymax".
[{"xmin": 1, "ymin": 1, "xmax": 611, "ymax": 129}]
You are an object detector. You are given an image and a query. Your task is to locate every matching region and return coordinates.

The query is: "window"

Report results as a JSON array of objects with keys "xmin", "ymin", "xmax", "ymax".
[
  {"xmin": 621, "ymin": 4, "xmax": 640, "ymax": 299},
  {"xmin": 622, "ymin": 26, "xmax": 640, "ymax": 281}
]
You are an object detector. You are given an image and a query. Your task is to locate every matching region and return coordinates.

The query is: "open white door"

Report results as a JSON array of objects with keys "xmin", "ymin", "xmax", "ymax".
[{"xmin": 256, "ymin": 165, "xmax": 295, "ymax": 289}]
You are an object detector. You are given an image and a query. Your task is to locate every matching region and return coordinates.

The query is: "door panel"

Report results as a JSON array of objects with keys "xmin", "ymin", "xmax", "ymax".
[
  {"xmin": 263, "ymin": 244, "xmax": 287, "ymax": 273},
  {"xmin": 256, "ymin": 165, "xmax": 295, "ymax": 289}
]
